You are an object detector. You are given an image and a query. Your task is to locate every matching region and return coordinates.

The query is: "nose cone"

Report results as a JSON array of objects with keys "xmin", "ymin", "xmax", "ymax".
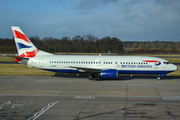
[
  {"xmin": 176, "ymin": 65, "xmax": 178, "ymax": 70},
  {"xmin": 173, "ymin": 64, "xmax": 178, "ymax": 71}
]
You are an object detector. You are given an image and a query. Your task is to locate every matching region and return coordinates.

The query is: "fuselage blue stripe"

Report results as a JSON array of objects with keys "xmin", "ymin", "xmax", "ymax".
[{"xmin": 42, "ymin": 69, "xmax": 173, "ymax": 74}]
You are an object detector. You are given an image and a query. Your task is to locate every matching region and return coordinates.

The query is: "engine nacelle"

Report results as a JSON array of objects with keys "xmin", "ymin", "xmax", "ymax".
[{"xmin": 101, "ymin": 69, "xmax": 118, "ymax": 78}]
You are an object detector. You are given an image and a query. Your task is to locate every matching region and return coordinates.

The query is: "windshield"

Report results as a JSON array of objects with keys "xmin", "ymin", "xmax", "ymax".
[{"xmin": 163, "ymin": 62, "xmax": 170, "ymax": 64}]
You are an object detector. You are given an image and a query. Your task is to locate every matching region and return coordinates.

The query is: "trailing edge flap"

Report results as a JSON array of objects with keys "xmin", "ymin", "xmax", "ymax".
[{"xmin": 69, "ymin": 66, "xmax": 102, "ymax": 73}]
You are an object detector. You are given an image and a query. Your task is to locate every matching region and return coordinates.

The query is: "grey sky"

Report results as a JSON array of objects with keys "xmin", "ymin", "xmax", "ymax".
[{"xmin": 0, "ymin": 0, "xmax": 180, "ymax": 41}]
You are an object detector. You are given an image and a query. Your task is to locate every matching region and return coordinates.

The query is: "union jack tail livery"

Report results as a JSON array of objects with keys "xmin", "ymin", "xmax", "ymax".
[
  {"xmin": 12, "ymin": 26, "xmax": 39, "ymax": 58},
  {"xmin": 12, "ymin": 26, "xmax": 52, "ymax": 63}
]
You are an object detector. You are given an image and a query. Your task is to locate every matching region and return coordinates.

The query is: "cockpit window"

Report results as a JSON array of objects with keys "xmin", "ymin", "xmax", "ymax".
[{"xmin": 164, "ymin": 62, "xmax": 170, "ymax": 64}]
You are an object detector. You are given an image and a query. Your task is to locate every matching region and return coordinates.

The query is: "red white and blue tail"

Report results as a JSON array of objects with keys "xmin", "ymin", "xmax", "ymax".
[
  {"xmin": 12, "ymin": 26, "xmax": 39, "ymax": 58},
  {"xmin": 12, "ymin": 26, "xmax": 53, "ymax": 61}
]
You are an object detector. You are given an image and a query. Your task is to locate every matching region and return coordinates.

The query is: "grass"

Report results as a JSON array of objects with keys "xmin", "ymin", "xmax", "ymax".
[
  {"xmin": 163, "ymin": 58, "xmax": 180, "ymax": 63},
  {"xmin": 138, "ymin": 54, "xmax": 180, "ymax": 57},
  {"xmin": 0, "ymin": 57, "xmax": 15, "ymax": 62},
  {"xmin": 0, "ymin": 64, "xmax": 55, "ymax": 76}
]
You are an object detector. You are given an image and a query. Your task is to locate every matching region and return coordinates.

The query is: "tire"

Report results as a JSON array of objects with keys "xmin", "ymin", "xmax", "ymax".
[{"xmin": 89, "ymin": 76, "xmax": 93, "ymax": 80}]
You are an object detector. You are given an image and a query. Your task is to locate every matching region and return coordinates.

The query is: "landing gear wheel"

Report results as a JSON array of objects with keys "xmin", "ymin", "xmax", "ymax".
[
  {"xmin": 92, "ymin": 74, "xmax": 95, "ymax": 78},
  {"xmin": 157, "ymin": 76, "xmax": 161, "ymax": 80},
  {"xmin": 88, "ymin": 74, "xmax": 95, "ymax": 80},
  {"xmin": 89, "ymin": 76, "xmax": 93, "ymax": 80}
]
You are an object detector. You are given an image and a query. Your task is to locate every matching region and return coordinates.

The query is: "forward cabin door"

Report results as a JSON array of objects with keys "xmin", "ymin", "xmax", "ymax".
[
  {"xmin": 39, "ymin": 58, "xmax": 44, "ymax": 67},
  {"xmin": 154, "ymin": 60, "xmax": 159, "ymax": 69}
]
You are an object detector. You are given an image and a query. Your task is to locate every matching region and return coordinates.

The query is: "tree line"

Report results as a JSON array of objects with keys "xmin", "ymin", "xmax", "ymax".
[
  {"xmin": 0, "ymin": 34, "xmax": 123, "ymax": 54},
  {"xmin": 123, "ymin": 41, "xmax": 180, "ymax": 54},
  {"xmin": 0, "ymin": 35, "xmax": 180, "ymax": 54}
]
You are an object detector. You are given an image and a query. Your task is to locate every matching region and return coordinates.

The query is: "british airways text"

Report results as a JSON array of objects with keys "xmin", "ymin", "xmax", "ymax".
[{"xmin": 121, "ymin": 65, "xmax": 152, "ymax": 68}]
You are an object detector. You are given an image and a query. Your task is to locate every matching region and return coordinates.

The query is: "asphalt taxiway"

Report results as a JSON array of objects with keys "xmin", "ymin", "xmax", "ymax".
[{"xmin": 0, "ymin": 76, "xmax": 180, "ymax": 120}]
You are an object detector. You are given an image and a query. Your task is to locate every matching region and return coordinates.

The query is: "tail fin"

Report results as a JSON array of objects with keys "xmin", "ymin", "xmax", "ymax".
[
  {"xmin": 12, "ymin": 26, "xmax": 53, "ymax": 59},
  {"xmin": 12, "ymin": 26, "xmax": 39, "ymax": 58}
]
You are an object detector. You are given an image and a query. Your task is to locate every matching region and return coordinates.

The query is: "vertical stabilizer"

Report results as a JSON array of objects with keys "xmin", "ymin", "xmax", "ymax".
[{"xmin": 12, "ymin": 26, "xmax": 39, "ymax": 58}]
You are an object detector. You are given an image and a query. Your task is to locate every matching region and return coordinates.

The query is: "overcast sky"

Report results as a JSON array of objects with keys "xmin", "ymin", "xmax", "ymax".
[{"xmin": 0, "ymin": 0, "xmax": 180, "ymax": 41}]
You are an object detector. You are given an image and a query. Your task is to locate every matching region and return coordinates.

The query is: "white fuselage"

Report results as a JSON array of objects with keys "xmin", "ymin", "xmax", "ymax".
[{"xmin": 27, "ymin": 55, "xmax": 178, "ymax": 75}]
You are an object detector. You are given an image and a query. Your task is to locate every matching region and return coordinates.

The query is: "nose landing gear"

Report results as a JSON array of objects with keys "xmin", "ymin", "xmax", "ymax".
[
  {"xmin": 157, "ymin": 74, "xmax": 166, "ymax": 80},
  {"xmin": 157, "ymin": 76, "xmax": 161, "ymax": 80}
]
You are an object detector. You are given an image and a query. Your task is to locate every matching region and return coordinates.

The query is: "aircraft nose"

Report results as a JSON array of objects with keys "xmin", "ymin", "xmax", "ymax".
[
  {"xmin": 171, "ymin": 64, "xmax": 178, "ymax": 71},
  {"xmin": 173, "ymin": 64, "xmax": 178, "ymax": 71}
]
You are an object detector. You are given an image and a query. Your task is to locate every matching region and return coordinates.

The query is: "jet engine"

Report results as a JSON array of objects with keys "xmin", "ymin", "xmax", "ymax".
[{"xmin": 101, "ymin": 69, "xmax": 118, "ymax": 78}]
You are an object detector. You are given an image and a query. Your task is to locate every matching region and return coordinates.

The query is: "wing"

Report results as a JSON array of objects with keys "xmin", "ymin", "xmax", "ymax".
[{"xmin": 69, "ymin": 66, "xmax": 102, "ymax": 73}]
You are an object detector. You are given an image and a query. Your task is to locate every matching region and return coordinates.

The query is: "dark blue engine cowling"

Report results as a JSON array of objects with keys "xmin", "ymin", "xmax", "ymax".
[{"xmin": 101, "ymin": 69, "xmax": 118, "ymax": 78}]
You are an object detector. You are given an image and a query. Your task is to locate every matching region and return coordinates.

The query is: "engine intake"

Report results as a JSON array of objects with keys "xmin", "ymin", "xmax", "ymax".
[{"xmin": 101, "ymin": 69, "xmax": 118, "ymax": 78}]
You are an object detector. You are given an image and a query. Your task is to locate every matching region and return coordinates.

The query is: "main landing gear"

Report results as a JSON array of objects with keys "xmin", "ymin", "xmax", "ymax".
[{"xmin": 89, "ymin": 74, "xmax": 95, "ymax": 80}]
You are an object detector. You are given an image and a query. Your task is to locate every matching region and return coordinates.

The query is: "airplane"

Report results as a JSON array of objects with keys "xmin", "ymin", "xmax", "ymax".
[{"xmin": 11, "ymin": 26, "xmax": 178, "ymax": 80}]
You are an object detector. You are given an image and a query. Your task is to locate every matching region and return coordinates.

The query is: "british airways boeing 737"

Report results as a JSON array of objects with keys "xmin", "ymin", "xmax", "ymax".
[{"xmin": 12, "ymin": 26, "xmax": 178, "ymax": 80}]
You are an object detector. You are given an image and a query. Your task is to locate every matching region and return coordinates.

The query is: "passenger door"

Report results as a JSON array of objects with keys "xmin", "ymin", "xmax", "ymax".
[{"xmin": 39, "ymin": 58, "xmax": 44, "ymax": 67}]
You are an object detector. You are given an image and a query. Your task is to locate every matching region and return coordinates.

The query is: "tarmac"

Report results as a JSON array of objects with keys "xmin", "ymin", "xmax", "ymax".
[{"xmin": 0, "ymin": 75, "xmax": 180, "ymax": 120}]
